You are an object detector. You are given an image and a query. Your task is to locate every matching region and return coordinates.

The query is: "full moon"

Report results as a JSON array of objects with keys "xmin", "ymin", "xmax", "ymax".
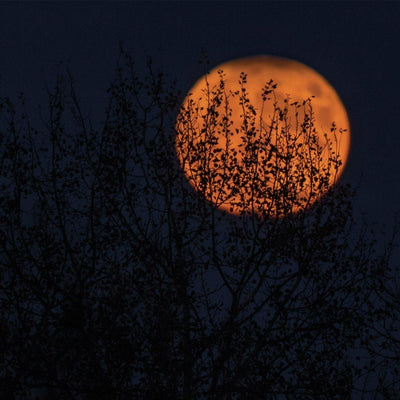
[{"xmin": 175, "ymin": 56, "xmax": 350, "ymax": 218}]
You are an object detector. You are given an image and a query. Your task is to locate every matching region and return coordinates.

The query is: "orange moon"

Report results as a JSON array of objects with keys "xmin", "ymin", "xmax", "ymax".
[{"xmin": 175, "ymin": 56, "xmax": 350, "ymax": 218}]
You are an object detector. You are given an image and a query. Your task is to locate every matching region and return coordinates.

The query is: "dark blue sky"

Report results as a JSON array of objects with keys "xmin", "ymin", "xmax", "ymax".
[{"xmin": 1, "ymin": 2, "xmax": 399, "ymax": 228}]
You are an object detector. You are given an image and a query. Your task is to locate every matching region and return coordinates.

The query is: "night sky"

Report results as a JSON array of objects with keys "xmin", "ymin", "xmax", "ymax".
[{"xmin": 1, "ymin": 2, "xmax": 399, "ymax": 229}]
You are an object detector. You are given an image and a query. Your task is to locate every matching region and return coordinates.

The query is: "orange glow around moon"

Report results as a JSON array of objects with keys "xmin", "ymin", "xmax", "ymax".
[{"xmin": 175, "ymin": 56, "xmax": 350, "ymax": 218}]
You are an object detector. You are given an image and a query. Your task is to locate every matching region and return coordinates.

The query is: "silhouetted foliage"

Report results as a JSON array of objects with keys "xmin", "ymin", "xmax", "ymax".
[{"xmin": 0, "ymin": 50, "xmax": 399, "ymax": 399}]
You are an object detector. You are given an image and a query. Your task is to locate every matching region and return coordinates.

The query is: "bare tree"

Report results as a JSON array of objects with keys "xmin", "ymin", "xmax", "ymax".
[{"xmin": 0, "ymin": 50, "xmax": 397, "ymax": 399}]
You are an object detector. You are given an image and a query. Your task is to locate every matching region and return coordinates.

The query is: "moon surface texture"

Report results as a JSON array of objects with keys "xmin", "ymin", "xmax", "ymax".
[{"xmin": 175, "ymin": 56, "xmax": 350, "ymax": 218}]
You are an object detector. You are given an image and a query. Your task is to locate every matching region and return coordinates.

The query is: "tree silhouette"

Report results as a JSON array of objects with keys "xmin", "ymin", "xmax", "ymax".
[{"xmin": 0, "ymin": 50, "xmax": 398, "ymax": 399}]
